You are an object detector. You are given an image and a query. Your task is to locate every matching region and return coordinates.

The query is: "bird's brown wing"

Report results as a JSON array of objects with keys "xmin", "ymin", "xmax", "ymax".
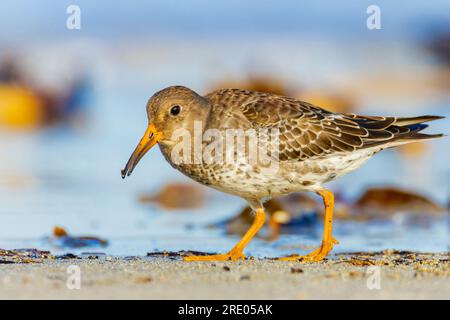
[{"xmin": 238, "ymin": 92, "xmax": 437, "ymax": 161}]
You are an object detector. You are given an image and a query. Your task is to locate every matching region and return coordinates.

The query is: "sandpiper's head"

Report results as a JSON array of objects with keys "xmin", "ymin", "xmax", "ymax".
[{"xmin": 121, "ymin": 86, "xmax": 208, "ymax": 178}]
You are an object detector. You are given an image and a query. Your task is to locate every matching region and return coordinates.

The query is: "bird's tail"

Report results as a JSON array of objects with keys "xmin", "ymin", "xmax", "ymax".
[
  {"xmin": 344, "ymin": 113, "xmax": 445, "ymax": 150},
  {"xmin": 394, "ymin": 115, "xmax": 444, "ymax": 127},
  {"xmin": 393, "ymin": 115, "xmax": 445, "ymax": 142}
]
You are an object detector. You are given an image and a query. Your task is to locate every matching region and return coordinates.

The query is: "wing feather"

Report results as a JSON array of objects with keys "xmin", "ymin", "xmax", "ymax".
[{"xmin": 207, "ymin": 89, "xmax": 443, "ymax": 162}]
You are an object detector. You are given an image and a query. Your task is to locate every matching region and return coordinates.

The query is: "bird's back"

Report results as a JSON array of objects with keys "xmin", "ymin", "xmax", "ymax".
[{"xmin": 205, "ymin": 88, "xmax": 444, "ymax": 163}]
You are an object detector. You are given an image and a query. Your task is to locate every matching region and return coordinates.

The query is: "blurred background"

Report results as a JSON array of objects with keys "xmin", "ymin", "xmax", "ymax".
[{"xmin": 0, "ymin": 0, "xmax": 448, "ymax": 257}]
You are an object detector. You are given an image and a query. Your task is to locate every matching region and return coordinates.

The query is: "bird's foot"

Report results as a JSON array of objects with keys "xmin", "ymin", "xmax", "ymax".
[
  {"xmin": 277, "ymin": 237, "xmax": 339, "ymax": 262},
  {"xmin": 184, "ymin": 248, "xmax": 246, "ymax": 262}
]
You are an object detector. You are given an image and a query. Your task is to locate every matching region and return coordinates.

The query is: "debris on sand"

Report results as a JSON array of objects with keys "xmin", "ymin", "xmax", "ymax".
[
  {"xmin": 343, "ymin": 258, "xmax": 376, "ymax": 266},
  {"xmin": 0, "ymin": 248, "xmax": 54, "ymax": 264},
  {"xmin": 337, "ymin": 250, "xmax": 450, "ymax": 275},
  {"xmin": 353, "ymin": 187, "xmax": 445, "ymax": 217},
  {"xmin": 50, "ymin": 226, "xmax": 108, "ymax": 249},
  {"xmin": 147, "ymin": 250, "xmax": 217, "ymax": 260},
  {"xmin": 331, "ymin": 187, "xmax": 446, "ymax": 222},
  {"xmin": 139, "ymin": 183, "xmax": 206, "ymax": 210}
]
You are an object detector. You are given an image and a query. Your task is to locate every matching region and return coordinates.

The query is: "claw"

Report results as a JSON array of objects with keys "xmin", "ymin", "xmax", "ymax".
[
  {"xmin": 277, "ymin": 237, "xmax": 338, "ymax": 262},
  {"xmin": 184, "ymin": 207, "xmax": 265, "ymax": 262}
]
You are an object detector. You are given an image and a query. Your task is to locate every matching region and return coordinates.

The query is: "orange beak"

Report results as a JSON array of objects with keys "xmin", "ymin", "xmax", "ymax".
[{"xmin": 121, "ymin": 124, "xmax": 162, "ymax": 179}]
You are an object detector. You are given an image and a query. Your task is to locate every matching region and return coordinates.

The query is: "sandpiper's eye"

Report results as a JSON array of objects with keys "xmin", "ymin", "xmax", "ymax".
[{"xmin": 170, "ymin": 105, "xmax": 181, "ymax": 116}]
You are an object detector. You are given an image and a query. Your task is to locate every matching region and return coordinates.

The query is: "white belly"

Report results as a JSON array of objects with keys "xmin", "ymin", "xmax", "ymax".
[{"xmin": 208, "ymin": 148, "xmax": 378, "ymax": 199}]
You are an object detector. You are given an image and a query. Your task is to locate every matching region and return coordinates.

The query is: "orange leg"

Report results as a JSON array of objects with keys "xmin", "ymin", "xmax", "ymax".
[
  {"xmin": 185, "ymin": 207, "xmax": 266, "ymax": 261},
  {"xmin": 278, "ymin": 189, "xmax": 339, "ymax": 262}
]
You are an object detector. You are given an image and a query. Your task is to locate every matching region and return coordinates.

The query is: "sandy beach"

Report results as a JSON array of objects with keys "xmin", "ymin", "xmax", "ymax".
[{"xmin": 1, "ymin": 250, "xmax": 448, "ymax": 299}]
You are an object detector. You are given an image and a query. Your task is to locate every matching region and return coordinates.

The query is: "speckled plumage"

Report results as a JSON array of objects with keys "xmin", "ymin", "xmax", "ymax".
[{"xmin": 152, "ymin": 87, "xmax": 443, "ymax": 201}]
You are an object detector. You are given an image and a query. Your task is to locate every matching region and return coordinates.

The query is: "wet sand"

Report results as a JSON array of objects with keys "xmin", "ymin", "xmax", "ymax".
[{"xmin": 0, "ymin": 250, "xmax": 448, "ymax": 299}]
